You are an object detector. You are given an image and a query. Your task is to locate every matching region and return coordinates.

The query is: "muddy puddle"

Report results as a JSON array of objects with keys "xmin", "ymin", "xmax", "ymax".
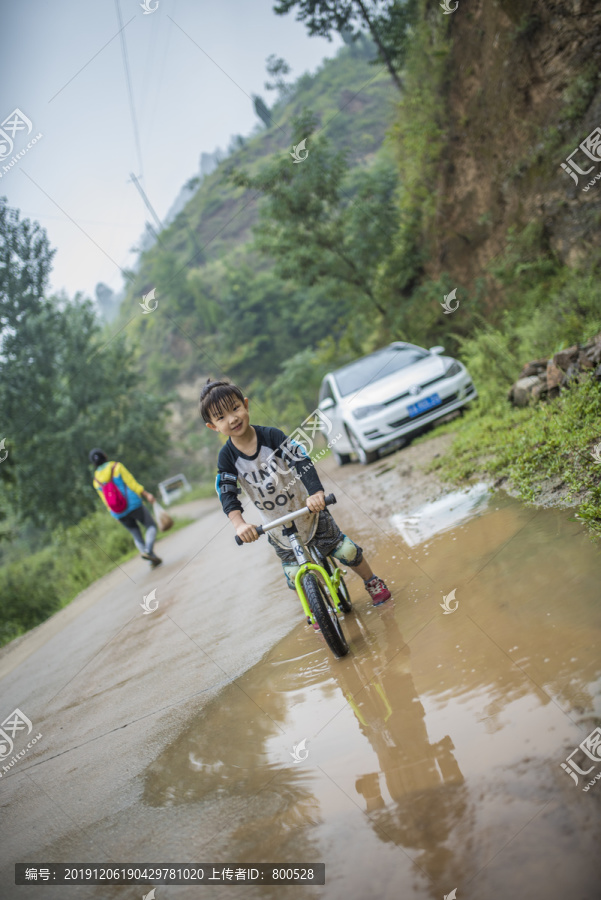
[
  {"xmin": 390, "ymin": 482, "xmax": 491, "ymax": 546},
  {"xmin": 143, "ymin": 490, "xmax": 601, "ymax": 900}
]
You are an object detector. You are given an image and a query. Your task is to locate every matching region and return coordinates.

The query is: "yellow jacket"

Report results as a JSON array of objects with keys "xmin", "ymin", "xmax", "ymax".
[{"xmin": 93, "ymin": 460, "xmax": 145, "ymax": 518}]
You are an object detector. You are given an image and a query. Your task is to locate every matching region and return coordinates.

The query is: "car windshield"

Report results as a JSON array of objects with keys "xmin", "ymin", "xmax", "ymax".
[{"xmin": 334, "ymin": 346, "xmax": 428, "ymax": 397}]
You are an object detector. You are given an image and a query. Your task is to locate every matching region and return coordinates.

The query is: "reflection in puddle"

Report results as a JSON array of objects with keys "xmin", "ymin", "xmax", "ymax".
[
  {"xmin": 142, "ymin": 493, "xmax": 601, "ymax": 899},
  {"xmin": 390, "ymin": 482, "xmax": 491, "ymax": 546}
]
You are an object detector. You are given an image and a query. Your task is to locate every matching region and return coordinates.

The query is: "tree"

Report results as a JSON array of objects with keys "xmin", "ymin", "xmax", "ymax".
[
  {"xmin": 273, "ymin": 0, "xmax": 420, "ymax": 92},
  {"xmin": 265, "ymin": 54, "xmax": 293, "ymax": 98},
  {"xmin": 252, "ymin": 94, "xmax": 272, "ymax": 127},
  {"xmin": 95, "ymin": 282, "xmax": 120, "ymax": 322},
  {"xmin": 0, "ymin": 203, "xmax": 171, "ymax": 530},
  {"xmin": 229, "ymin": 111, "xmax": 398, "ymax": 319},
  {"xmin": 0, "ymin": 196, "xmax": 55, "ymax": 343}
]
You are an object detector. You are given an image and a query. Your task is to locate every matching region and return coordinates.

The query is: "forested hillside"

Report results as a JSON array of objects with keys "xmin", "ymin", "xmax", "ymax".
[
  {"xmin": 116, "ymin": 39, "xmax": 400, "ymax": 481},
  {"xmin": 117, "ymin": 0, "xmax": 601, "ymax": 487}
]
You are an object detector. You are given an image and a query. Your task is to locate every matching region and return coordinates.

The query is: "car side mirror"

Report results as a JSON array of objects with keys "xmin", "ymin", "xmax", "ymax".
[
  {"xmin": 429, "ymin": 345, "xmax": 445, "ymax": 355},
  {"xmin": 319, "ymin": 397, "xmax": 335, "ymax": 410}
]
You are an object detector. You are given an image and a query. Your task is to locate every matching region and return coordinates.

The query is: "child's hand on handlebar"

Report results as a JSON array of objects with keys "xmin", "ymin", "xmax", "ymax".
[
  {"xmin": 306, "ymin": 490, "xmax": 326, "ymax": 513},
  {"xmin": 236, "ymin": 522, "xmax": 259, "ymax": 543}
]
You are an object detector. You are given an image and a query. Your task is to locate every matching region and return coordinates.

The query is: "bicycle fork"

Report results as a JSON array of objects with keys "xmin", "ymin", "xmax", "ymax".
[{"xmin": 283, "ymin": 523, "xmax": 344, "ymax": 624}]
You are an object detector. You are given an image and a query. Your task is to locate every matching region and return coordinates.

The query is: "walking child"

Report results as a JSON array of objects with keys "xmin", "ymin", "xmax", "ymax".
[{"xmin": 201, "ymin": 380, "xmax": 391, "ymax": 610}]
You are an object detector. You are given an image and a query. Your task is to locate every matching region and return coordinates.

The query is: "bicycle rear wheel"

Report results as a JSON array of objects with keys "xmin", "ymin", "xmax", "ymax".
[{"xmin": 302, "ymin": 573, "xmax": 349, "ymax": 658}]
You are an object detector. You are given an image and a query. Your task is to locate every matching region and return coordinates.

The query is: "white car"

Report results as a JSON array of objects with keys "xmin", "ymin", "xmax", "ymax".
[{"xmin": 318, "ymin": 341, "xmax": 478, "ymax": 465}]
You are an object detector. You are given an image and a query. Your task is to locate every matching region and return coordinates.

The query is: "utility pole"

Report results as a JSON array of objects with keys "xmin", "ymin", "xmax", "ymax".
[
  {"xmin": 129, "ymin": 172, "xmax": 163, "ymax": 234},
  {"xmin": 128, "ymin": 172, "xmax": 204, "ymax": 264}
]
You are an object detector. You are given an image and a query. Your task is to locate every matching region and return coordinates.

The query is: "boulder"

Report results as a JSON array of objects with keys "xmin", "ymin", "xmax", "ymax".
[
  {"xmin": 553, "ymin": 345, "xmax": 579, "ymax": 371},
  {"xmin": 546, "ymin": 360, "xmax": 563, "ymax": 390},
  {"xmin": 532, "ymin": 380, "xmax": 550, "ymax": 401},
  {"xmin": 508, "ymin": 332, "xmax": 601, "ymax": 406},
  {"xmin": 519, "ymin": 358, "xmax": 548, "ymax": 378},
  {"xmin": 509, "ymin": 375, "xmax": 543, "ymax": 407},
  {"xmin": 563, "ymin": 363, "xmax": 581, "ymax": 385},
  {"xmin": 584, "ymin": 339, "xmax": 601, "ymax": 366}
]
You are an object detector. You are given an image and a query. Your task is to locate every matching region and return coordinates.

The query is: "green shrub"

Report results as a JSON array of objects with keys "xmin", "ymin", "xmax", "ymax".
[
  {"xmin": 0, "ymin": 508, "xmax": 193, "ymax": 647},
  {"xmin": 0, "ymin": 550, "xmax": 62, "ymax": 645}
]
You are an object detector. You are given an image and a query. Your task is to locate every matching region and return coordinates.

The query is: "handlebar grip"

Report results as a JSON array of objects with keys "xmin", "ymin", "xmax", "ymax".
[
  {"xmin": 235, "ymin": 524, "xmax": 264, "ymax": 545},
  {"xmin": 324, "ymin": 493, "xmax": 336, "ymax": 506}
]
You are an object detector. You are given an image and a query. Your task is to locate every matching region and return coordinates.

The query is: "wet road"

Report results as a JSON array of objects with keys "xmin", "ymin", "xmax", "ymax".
[{"xmin": 1, "ymin": 457, "xmax": 601, "ymax": 899}]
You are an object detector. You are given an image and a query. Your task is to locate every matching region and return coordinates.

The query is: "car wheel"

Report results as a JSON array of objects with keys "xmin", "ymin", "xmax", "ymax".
[
  {"xmin": 333, "ymin": 450, "xmax": 352, "ymax": 466},
  {"xmin": 346, "ymin": 427, "xmax": 378, "ymax": 465}
]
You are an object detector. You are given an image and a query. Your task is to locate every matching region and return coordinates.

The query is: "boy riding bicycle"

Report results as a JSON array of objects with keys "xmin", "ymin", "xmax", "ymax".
[{"xmin": 201, "ymin": 379, "xmax": 391, "ymax": 607}]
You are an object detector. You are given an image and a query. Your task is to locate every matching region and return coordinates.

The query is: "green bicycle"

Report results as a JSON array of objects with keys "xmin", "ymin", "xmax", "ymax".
[{"xmin": 235, "ymin": 493, "xmax": 351, "ymax": 658}]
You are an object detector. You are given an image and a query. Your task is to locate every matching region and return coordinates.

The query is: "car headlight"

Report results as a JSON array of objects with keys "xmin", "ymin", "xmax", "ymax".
[
  {"xmin": 352, "ymin": 404, "xmax": 384, "ymax": 420},
  {"xmin": 445, "ymin": 360, "xmax": 462, "ymax": 377}
]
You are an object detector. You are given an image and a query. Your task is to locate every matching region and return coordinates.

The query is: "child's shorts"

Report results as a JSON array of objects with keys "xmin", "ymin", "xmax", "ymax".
[{"xmin": 268, "ymin": 509, "xmax": 363, "ymax": 590}]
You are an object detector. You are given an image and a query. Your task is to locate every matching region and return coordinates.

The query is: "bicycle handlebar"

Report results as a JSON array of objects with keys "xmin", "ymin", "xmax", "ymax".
[{"xmin": 235, "ymin": 493, "xmax": 337, "ymax": 545}]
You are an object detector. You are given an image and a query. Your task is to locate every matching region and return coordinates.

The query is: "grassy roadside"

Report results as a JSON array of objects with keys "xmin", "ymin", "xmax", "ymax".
[
  {"xmin": 181, "ymin": 483, "xmax": 218, "ymax": 502},
  {"xmin": 416, "ymin": 375, "xmax": 601, "ymax": 536},
  {"xmin": 0, "ymin": 509, "xmax": 194, "ymax": 649}
]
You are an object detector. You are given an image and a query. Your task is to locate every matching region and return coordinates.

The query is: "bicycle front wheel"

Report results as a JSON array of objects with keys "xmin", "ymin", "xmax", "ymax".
[{"xmin": 303, "ymin": 573, "xmax": 349, "ymax": 658}]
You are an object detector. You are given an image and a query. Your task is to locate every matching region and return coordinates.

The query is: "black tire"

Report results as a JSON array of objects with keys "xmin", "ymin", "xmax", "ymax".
[
  {"xmin": 311, "ymin": 547, "xmax": 353, "ymax": 613},
  {"xmin": 346, "ymin": 427, "xmax": 378, "ymax": 465},
  {"xmin": 303, "ymin": 573, "xmax": 349, "ymax": 658},
  {"xmin": 333, "ymin": 449, "xmax": 352, "ymax": 466}
]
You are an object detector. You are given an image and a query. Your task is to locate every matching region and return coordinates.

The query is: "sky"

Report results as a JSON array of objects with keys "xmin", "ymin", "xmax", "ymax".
[{"xmin": 0, "ymin": 0, "xmax": 341, "ymax": 300}]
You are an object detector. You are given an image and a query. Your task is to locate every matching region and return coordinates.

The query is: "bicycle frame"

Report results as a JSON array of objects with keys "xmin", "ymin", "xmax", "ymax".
[{"xmin": 235, "ymin": 493, "xmax": 347, "ymax": 627}]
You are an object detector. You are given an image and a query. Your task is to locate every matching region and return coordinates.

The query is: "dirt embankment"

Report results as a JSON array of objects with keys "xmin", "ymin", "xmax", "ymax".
[
  {"xmin": 431, "ymin": 0, "xmax": 601, "ymax": 294},
  {"xmin": 332, "ymin": 425, "xmax": 587, "ymax": 519},
  {"xmin": 324, "ymin": 432, "xmax": 459, "ymax": 520}
]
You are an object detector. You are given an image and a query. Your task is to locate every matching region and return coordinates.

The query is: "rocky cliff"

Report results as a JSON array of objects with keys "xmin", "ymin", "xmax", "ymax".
[{"xmin": 430, "ymin": 0, "xmax": 601, "ymax": 291}]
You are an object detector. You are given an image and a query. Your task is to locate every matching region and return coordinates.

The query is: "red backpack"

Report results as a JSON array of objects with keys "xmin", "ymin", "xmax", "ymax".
[{"xmin": 94, "ymin": 462, "xmax": 128, "ymax": 513}]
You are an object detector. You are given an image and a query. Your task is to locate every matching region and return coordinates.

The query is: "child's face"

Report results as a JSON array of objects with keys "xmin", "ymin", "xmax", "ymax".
[{"xmin": 205, "ymin": 396, "xmax": 250, "ymax": 439}]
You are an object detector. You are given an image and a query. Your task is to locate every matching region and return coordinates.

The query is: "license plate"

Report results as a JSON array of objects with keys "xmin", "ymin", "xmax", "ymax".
[{"xmin": 407, "ymin": 393, "xmax": 442, "ymax": 418}]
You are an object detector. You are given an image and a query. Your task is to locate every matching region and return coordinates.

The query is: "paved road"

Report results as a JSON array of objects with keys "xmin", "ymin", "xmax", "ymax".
[{"xmin": 1, "ymin": 457, "xmax": 600, "ymax": 900}]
